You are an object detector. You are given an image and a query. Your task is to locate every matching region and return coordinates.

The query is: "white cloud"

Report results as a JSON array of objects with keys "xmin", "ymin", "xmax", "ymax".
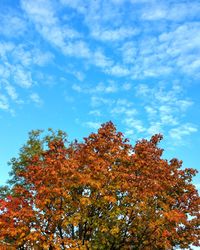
[
  {"xmin": 72, "ymin": 84, "xmax": 82, "ymax": 93},
  {"xmin": 141, "ymin": 2, "xmax": 200, "ymax": 21},
  {"xmin": 124, "ymin": 117, "xmax": 146, "ymax": 133},
  {"xmin": 18, "ymin": 0, "xmax": 200, "ymax": 80},
  {"xmin": 60, "ymin": 0, "xmax": 122, "ymax": 27},
  {"xmin": 130, "ymin": 0, "xmax": 153, "ymax": 3},
  {"xmin": 0, "ymin": 65, "xmax": 10, "ymax": 81},
  {"xmin": 92, "ymin": 27, "xmax": 139, "ymax": 42},
  {"xmin": 63, "ymin": 41, "xmax": 91, "ymax": 58},
  {"xmin": 12, "ymin": 46, "xmax": 32, "ymax": 67},
  {"xmin": 91, "ymin": 96, "xmax": 113, "ymax": 107},
  {"xmin": 12, "ymin": 44, "xmax": 53, "ymax": 68},
  {"xmin": 177, "ymin": 100, "xmax": 193, "ymax": 112},
  {"xmin": 169, "ymin": 124, "xmax": 198, "ymax": 141},
  {"xmin": 0, "ymin": 40, "xmax": 55, "ymax": 113},
  {"xmin": 160, "ymin": 113, "xmax": 178, "ymax": 126},
  {"xmin": 106, "ymin": 64, "xmax": 130, "ymax": 77},
  {"xmin": 110, "ymin": 0, "xmax": 127, "ymax": 5},
  {"xmin": 33, "ymin": 49, "xmax": 54, "ymax": 66},
  {"xmin": 0, "ymin": 42, "xmax": 15, "ymax": 60},
  {"xmin": 124, "ymin": 129, "xmax": 134, "ymax": 137},
  {"xmin": 111, "ymin": 106, "xmax": 137, "ymax": 117},
  {"xmin": 72, "ymin": 82, "xmax": 118, "ymax": 94},
  {"xmin": 60, "ymin": 0, "xmax": 139, "ymax": 44},
  {"xmin": 30, "ymin": 93, "xmax": 43, "ymax": 106},
  {"xmin": 134, "ymin": 82, "xmax": 196, "ymax": 141},
  {"xmin": 66, "ymin": 70, "xmax": 85, "ymax": 81},
  {"xmin": 0, "ymin": 94, "xmax": 9, "ymax": 111},
  {"xmin": 14, "ymin": 66, "xmax": 33, "ymax": 88},
  {"xmin": 0, "ymin": 0, "xmax": 198, "ymax": 147},
  {"xmin": 116, "ymin": 98, "xmax": 132, "ymax": 107},
  {"xmin": 120, "ymin": 42, "xmax": 137, "ymax": 64},
  {"xmin": 60, "ymin": 0, "xmax": 84, "ymax": 11},
  {"xmin": 110, "ymin": 98, "xmax": 136, "ymax": 119},
  {"xmin": 93, "ymin": 50, "xmax": 113, "ymax": 68},
  {"xmin": 115, "ymin": 21, "xmax": 200, "ymax": 79},
  {"xmin": 5, "ymin": 84, "xmax": 18, "ymax": 101},
  {"xmin": 141, "ymin": 4, "xmax": 166, "ymax": 21},
  {"xmin": 145, "ymin": 106, "xmax": 157, "ymax": 120},
  {"xmin": 0, "ymin": 42, "xmax": 53, "ymax": 91},
  {"xmin": 21, "ymin": 0, "xmax": 58, "ymax": 26},
  {"xmin": 158, "ymin": 23, "xmax": 200, "ymax": 77},
  {"xmin": 89, "ymin": 110, "xmax": 102, "ymax": 117},
  {"xmin": 84, "ymin": 121, "xmax": 101, "ymax": 130},
  {"xmin": 159, "ymin": 23, "xmax": 200, "ymax": 54},
  {"xmin": 21, "ymin": 0, "xmax": 90, "ymax": 59},
  {"xmin": 135, "ymin": 84, "xmax": 150, "ymax": 97},
  {"xmin": 111, "ymin": 106, "xmax": 126, "ymax": 115},
  {"xmin": 105, "ymin": 84, "xmax": 118, "ymax": 93},
  {"xmin": 122, "ymin": 83, "xmax": 132, "ymax": 90},
  {"xmin": 0, "ymin": 12, "xmax": 27, "ymax": 37},
  {"xmin": 147, "ymin": 122, "xmax": 162, "ymax": 135},
  {"xmin": 94, "ymin": 82, "xmax": 118, "ymax": 93}
]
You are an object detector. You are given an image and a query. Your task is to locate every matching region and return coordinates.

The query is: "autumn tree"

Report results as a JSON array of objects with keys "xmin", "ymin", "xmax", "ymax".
[{"xmin": 0, "ymin": 122, "xmax": 199, "ymax": 249}]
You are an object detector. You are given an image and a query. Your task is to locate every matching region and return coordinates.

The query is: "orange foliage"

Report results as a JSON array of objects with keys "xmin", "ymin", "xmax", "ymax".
[{"xmin": 0, "ymin": 122, "xmax": 199, "ymax": 249}]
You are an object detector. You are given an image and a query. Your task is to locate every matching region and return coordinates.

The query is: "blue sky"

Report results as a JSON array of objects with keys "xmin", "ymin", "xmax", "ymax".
[{"xmin": 0, "ymin": 0, "xmax": 200, "ymax": 189}]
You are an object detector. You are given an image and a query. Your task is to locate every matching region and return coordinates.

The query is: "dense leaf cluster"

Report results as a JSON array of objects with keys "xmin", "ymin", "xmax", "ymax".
[{"xmin": 0, "ymin": 122, "xmax": 199, "ymax": 249}]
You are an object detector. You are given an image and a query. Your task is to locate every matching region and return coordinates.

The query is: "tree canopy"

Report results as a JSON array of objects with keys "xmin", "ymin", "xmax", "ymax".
[{"xmin": 0, "ymin": 122, "xmax": 199, "ymax": 249}]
